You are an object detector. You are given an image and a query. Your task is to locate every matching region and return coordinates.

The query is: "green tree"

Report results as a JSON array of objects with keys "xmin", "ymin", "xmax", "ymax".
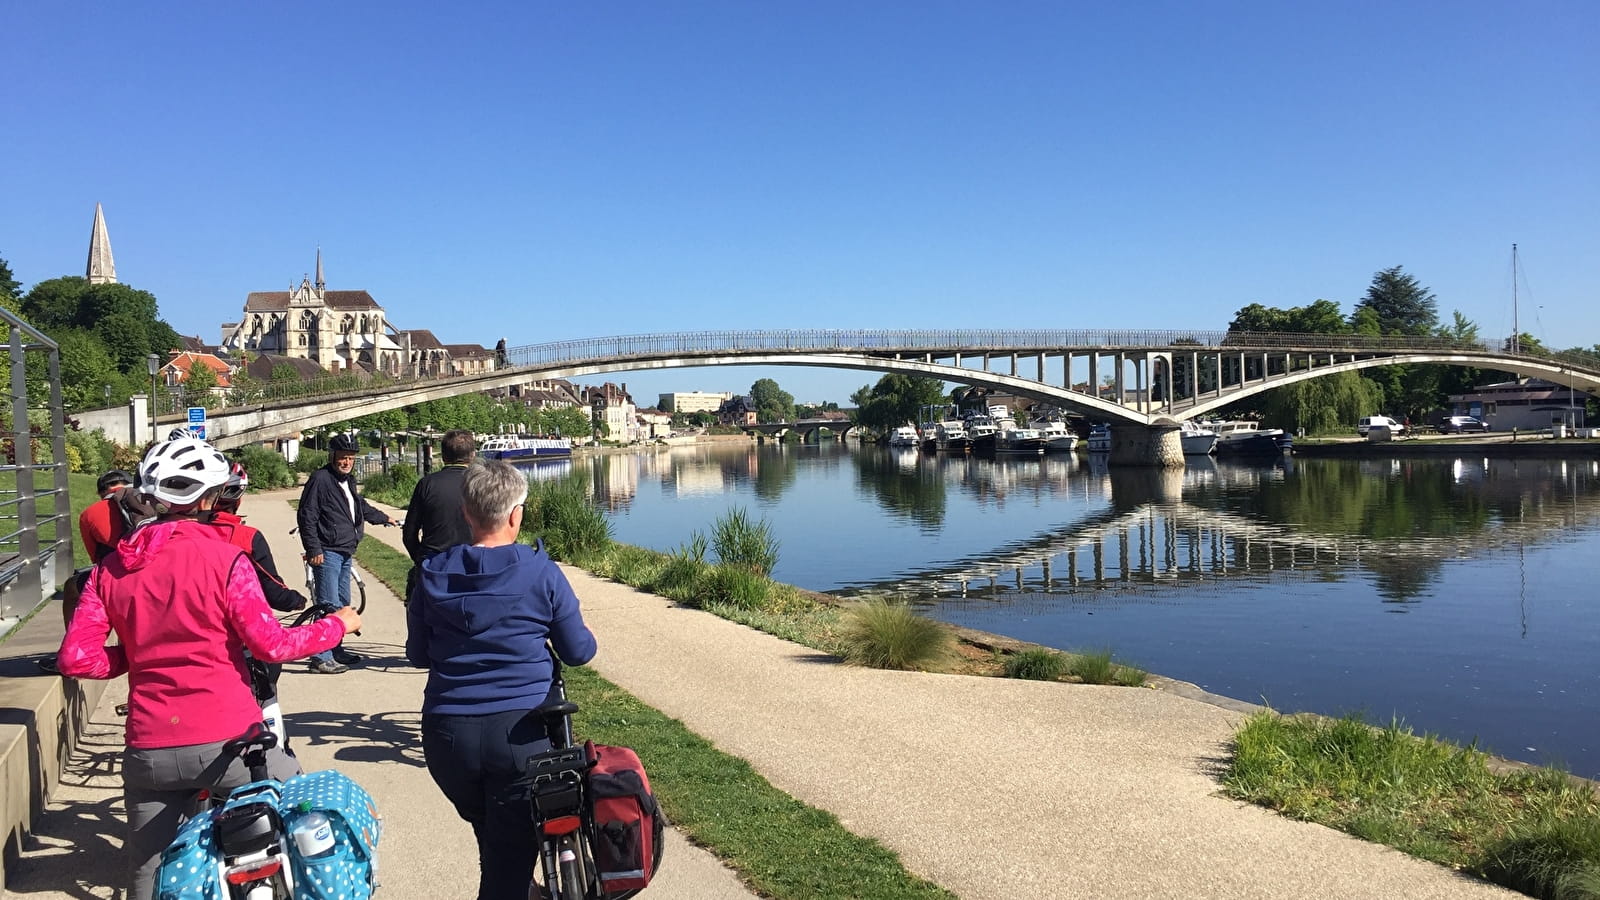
[
  {"xmin": 53, "ymin": 329, "xmax": 122, "ymax": 412},
  {"xmin": 850, "ymin": 374, "xmax": 948, "ymax": 432},
  {"xmin": 183, "ymin": 358, "xmax": 220, "ymax": 409},
  {"xmin": 0, "ymin": 255, "xmax": 21, "ymax": 312},
  {"xmin": 1350, "ymin": 266, "xmax": 1438, "ymax": 336},
  {"xmin": 750, "ymin": 378, "xmax": 794, "ymax": 423}
]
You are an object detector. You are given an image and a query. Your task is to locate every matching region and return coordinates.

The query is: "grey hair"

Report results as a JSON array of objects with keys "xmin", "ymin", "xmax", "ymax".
[{"xmin": 461, "ymin": 459, "xmax": 528, "ymax": 527}]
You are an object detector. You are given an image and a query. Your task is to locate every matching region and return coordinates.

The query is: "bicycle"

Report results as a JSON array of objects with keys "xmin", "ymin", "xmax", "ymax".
[
  {"xmin": 520, "ymin": 650, "xmax": 600, "ymax": 900},
  {"xmin": 287, "ymin": 526, "xmax": 368, "ymax": 624},
  {"xmin": 181, "ymin": 722, "xmax": 297, "ymax": 900}
]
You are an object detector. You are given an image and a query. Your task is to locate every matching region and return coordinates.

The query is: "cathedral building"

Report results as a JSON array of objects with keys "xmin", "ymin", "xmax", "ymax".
[{"xmin": 219, "ymin": 251, "xmax": 406, "ymax": 375}]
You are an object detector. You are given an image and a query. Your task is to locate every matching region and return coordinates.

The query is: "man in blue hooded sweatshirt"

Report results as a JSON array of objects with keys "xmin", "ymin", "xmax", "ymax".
[{"xmin": 405, "ymin": 459, "xmax": 596, "ymax": 900}]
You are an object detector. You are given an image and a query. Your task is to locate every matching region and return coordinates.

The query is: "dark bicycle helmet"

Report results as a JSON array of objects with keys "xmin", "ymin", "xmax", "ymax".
[
  {"xmin": 328, "ymin": 434, "xmax": 359, "ymax": 455},
  {"xmin": 96, "ymin": 469, "xmax": 134, "ymax": 496}
]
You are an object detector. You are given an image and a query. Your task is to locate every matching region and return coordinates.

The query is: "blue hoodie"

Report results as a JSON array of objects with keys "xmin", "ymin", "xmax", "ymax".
[{"xmin": 406, "ymin": 540, "xmax": 596, "ymax": 716}]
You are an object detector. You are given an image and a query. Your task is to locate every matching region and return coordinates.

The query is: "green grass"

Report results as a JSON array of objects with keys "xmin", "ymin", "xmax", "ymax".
[
  {"xmin": 1002, "ymin": 647, "xmax": 1069, "ymax": 681},
  {"xmin": 839, "ymin": 599, "xmax": 953, "ymax": 671},
  {"xmin": 1224, "ymin": 712, "xmax": 1600, "ymax": 899},
  {"xmin": 710, "ymin": 506, "xmax": 780, "ymax": 575},
  {"xmin": 354, "ymin": 535, "xmax": 952, "ymax": 899},
  {"xmin": 1066, "ymin": 648, "xmax": 1148, "ymax": 687}
]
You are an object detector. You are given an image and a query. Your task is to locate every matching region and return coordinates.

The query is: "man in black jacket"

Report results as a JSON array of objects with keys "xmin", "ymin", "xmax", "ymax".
[
  {"xmin": 297, "ymin": 434, "xmax": 396, "ymax": 674},
  {"xmin": 402, "ymin": 429, "xmax": 476, "ymax": 603}
]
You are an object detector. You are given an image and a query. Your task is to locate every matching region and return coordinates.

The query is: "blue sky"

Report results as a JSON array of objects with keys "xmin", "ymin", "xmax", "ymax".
[{"xmin": 5, "ymin": 1, "xmax": 1595, "ymax": 405}]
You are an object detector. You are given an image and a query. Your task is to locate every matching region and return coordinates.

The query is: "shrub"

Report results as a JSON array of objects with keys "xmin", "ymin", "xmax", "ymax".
[
  {"xmin": 1483, "ymin": 813, "xmax": 1600, "ymax": 899},
  {"xmin": 65, "ymin": 427, "xmax": 118, "ymax": 475},
  {"xmin": 840, "ymin": 599, "xmax": 951, "ymax": 670},
  {"xmin": 237, "ymin": 445, "xmax": 295, "ymax": 490},
  {"xmin": 710, "ymin": 506, "xmax": 779, "ymax": 575},
  {"xmin": 295, "ymin": 448, "xmax": 328, "ymax": 474},
  {"xmin": 1004, "ymin": 648, "xmax": 1069, "ymax": 681},
  {"xmin": 525, "ymin": 477, "xmax": 611, "ymax": 561}
]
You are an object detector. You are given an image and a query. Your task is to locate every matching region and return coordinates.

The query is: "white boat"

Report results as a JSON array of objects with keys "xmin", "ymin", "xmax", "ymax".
[
  {"xmin": 887, "ymin": 424, "xmax": 920, "ymax": 447},
  {"xmin": 997, "ymin": 423, "xmax": 1048, "ymax": 456},
  {"xmin": 1086, "ymin": 423, "xmax": 1112, "ymax": 453},
  {"xmin": 1032, "ymin": 418, "xmax": 1079, "ymax": 453},
  {"xmin": 966, "ymin": 415, "xmax": 1001, "ymax": 455},
  {"xmin": 1180, "ymin": 421, "xmax": 1219, "ymax": 456},
  {"xmin": 933, "ymin": 420, "xmax": 969, "ymax": 452},
  {"xmin": 1206, "ymin": 420, "xmax": 1292, "ymax": 456},
  {"xmin": 479, "ymin": 435, "xmax": 574, "ymax": 461}
]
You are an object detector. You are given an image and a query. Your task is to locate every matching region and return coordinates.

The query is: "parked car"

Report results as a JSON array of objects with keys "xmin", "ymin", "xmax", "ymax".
[
  {"xmin": 1358, "ymin": 416, "xmax": 1406, "ymax": 436},
  {"xmin": 1444, "ymin": 415, "xmax": 1490, "ymax": 434}
]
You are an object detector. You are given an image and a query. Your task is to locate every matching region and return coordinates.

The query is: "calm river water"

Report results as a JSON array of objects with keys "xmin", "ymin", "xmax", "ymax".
[{"xmin": 532, "ymin": 442, "xmax": 1600, "ymax": 777}]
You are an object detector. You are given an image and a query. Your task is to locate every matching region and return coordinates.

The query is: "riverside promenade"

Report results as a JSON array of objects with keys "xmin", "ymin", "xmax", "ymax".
[{"xmin": 6, "ymin": 490, "xmax": 1516, "ymax": 899}]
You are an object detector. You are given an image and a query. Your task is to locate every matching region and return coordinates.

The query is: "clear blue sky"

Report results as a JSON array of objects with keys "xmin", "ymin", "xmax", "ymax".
[{"xmin": 5, "ymin": 1, "xmax": 1595, "ymax": 406}]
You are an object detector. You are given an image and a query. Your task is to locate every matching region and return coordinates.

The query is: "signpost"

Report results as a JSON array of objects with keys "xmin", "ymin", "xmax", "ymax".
[{"xmin": 187, "ymin": 406, "xmax": 207, "ymax": 441}]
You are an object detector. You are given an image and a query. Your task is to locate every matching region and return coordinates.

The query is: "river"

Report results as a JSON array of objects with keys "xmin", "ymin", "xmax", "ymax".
[{"xmin": 529, "ymin": 442, "xmax": 1600, "ymax": 778}]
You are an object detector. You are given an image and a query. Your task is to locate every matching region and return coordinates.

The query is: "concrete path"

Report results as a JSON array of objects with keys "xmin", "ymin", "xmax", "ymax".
[{"xmin": 7, "ymin": 489, "xmax": 1518, "ymax": 899}]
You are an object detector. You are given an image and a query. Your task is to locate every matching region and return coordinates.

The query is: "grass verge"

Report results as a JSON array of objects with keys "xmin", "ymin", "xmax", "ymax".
[
  {"xmin": 354, "ymin": 534, "xmax": 954, "ymax": 900},
  {"xmin": 1224, "ymin": 711, "xmax": 1600, "ymax": 899}
]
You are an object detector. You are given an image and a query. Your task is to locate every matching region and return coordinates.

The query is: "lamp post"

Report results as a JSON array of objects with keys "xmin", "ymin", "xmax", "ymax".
[{"xmin": 146, "ymin": 353, "xmax": 160, "ymax": 443}]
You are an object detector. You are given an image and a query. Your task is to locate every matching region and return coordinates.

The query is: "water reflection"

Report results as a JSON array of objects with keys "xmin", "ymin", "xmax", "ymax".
[{"xmin": 570, "ymin": 444, "xmax": 1600, "ymax": 775}]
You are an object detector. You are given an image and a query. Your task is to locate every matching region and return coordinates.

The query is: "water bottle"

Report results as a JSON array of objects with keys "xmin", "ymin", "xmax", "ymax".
[{"xmin": 292, "ymin": 809, "xmax": 336, "ymax": 860}]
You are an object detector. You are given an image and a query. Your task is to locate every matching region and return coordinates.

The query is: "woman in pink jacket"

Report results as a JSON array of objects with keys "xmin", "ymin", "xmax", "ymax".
[{"xmin": 57, "ymin": 438, "xmax": 361, "ymax": 900}]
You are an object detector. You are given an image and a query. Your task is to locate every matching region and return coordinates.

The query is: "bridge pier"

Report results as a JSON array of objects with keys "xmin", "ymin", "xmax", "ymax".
[{"xmin": 1108, "ymin": 423, "xmax": 1185, "ymax": 468}]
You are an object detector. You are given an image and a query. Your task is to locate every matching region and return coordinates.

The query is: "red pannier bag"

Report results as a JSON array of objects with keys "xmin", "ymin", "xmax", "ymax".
[{"xmin": 584, "ymin": 741, "xmax": 665, "ymax": 897}]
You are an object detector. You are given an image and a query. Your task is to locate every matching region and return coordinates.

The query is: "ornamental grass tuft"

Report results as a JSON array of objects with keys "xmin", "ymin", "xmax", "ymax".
[
  {"xmin": 1003, "ymin": 647, "xmax": 1069, "ymax": 681},
  {"xmin": 1067, "ymin": 648, "xmax": 1147, "ymax": 686},
  {"xmin": 840, "ymin": 598, "xmax": 951, "ymax": 671}
]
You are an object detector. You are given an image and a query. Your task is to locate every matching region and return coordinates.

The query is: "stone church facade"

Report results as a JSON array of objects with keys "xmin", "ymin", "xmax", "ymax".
[{"xmin": 220, "ymin": 251, "xmax": 406, "ymax": 375}]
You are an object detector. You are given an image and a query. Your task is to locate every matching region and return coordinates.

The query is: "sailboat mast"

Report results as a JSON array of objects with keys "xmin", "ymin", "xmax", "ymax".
[{"xmin": 1512, "ymin": 243, "xmax": 1519, "ymax": 355}]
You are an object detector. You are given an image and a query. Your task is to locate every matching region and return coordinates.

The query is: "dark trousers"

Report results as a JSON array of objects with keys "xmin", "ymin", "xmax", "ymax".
[{"xmin": 421, "ymin": 708, "xmax": 551, "ymax": 900}]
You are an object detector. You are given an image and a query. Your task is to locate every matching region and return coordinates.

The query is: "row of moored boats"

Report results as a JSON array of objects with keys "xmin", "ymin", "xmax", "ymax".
[{"xmin": 889, "ymin": 407, "xmax": 1292, "ymax": 457}]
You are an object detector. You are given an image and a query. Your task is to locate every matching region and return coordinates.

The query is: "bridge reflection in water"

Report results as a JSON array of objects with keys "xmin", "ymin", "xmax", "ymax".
[{"xmin": 837, "ymin": 455, "xmax": 1600, "ymax": 607}]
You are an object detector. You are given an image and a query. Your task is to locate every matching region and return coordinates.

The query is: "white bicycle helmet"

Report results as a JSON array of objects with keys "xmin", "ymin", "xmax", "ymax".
[{"xmin": 138, "ymin": 437, "xmax": 231, "ymax": 512}]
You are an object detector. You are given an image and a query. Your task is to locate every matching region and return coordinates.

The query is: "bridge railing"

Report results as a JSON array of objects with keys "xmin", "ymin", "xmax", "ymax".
[{"xmin": 203, "ymin": 329, "xmax": 1600, "ymax": 418}]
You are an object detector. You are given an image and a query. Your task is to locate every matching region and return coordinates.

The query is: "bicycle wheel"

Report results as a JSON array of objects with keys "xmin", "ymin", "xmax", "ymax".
[
  {"xmin": 352, "ymin": 573, "xmax": 367, "ymax": 614},
  {"xmin": 291, "ymin": 604, "xmax": 331, "ymax": 629}
]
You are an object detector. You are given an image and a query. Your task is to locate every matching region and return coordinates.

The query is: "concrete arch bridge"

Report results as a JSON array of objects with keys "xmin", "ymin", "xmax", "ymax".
[{"xmin": 198, "ymin": 329, "xmax": 1600, "ymax": 464}]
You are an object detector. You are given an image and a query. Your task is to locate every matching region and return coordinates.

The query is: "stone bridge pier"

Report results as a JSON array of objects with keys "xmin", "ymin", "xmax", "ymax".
[{"xmin": 1108, "ymin": 422, "xmax": 1185, "ymax": 468}]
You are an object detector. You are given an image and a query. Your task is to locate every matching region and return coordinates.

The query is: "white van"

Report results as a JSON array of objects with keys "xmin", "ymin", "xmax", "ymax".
[{"xmin": 1357, "ymin": 416, "xmax": 1406, "ymax": 436}]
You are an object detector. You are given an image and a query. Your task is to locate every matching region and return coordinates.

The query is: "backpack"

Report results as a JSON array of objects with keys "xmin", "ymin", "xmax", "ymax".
[{"xmin": 584, "ymin": 742, "xmax": 665, "ymax": 898}]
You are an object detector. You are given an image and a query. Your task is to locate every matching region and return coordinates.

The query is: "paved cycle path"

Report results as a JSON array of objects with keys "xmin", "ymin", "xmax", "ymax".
[{"xmin": 9, "ymin": 490, "xmax": 1518, "ymax": 899}]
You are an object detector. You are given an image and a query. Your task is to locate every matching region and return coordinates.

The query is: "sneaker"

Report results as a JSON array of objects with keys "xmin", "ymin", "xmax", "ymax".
[
  {"xmin": 309, "ymin": 659, "xmax": 349, "ymax": 675},
  {"xmin": 332, "ymin": 649, "xmax": 362, "ymax": 665}
]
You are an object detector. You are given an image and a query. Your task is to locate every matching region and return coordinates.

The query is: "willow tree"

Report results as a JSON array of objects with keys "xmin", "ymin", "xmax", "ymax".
[{"xmin": 1262, "ymin": 371, "xmax": 1384, "ymax": 436}]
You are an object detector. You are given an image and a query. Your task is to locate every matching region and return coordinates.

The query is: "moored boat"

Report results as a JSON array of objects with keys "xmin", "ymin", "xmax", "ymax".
[
  {"xmin": 1031, "ymin": 418, "xmax": 1080, "ymax": 453},
  {"xmin": 479, "ymin": 435, "xmax": 574, "ymax": 461},
  {"xmin": 1207, "ymin": 420, "xmax": 1292, "ymax": 456},
  {"xmin": 887, "ymin": 424, "xmax": 920, "ymax": 447},
  {"xmin": 933, "ymin": 419, "xmax": 969, "ymax": 452},
  {"xmin": 1086, "ymin": 423, "xmax": 1112, "ymax": 453},
  {"xmin": 1180, "ymin": 420, "xmax": 1219, "ymax": 456}
]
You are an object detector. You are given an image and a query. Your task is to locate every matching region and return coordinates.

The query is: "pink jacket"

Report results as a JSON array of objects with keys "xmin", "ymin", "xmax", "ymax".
[{"xmin": 58, "ymin": 519, "xmax": 345, "ymax": 749}]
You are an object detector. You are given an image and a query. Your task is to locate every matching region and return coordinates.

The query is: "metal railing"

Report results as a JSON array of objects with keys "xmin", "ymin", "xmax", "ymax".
[
  {"xmin": 0, "ymin": 309, "xmax": 70, "ymax": 628},
  {"xmin": 195, "ymin": 329, "xmax": 1600, "ymax": 420}
]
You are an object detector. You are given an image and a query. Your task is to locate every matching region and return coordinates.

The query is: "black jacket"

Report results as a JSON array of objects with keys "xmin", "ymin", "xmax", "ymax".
[
  {"xmin": 297, "ymin": 466, "xmax": 390, "ymax": 556},
  {"xmin": 402, "ymin": 464, "xmax": 472, "ymax": 564}
]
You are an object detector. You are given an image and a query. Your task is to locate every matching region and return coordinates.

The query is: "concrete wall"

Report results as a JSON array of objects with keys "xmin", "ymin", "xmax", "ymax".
[
  {"xmin": 0, "ymin": 598, "xmax": 110, "ymax": 886},
  {"xmin": 70, "ymin": 397, "xmax": 148, "ymax": 446}
]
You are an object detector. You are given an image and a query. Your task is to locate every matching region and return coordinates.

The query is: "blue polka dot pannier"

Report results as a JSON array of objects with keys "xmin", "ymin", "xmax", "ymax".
[{"xmin": 155, "ymin": 770, "xmax": 382, "ymax": 899}]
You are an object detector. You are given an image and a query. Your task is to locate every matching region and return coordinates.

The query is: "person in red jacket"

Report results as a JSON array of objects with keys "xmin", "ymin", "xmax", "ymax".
[{"xmin": 57, "ymin": 438, "xmax": 361, "ymax": 900}]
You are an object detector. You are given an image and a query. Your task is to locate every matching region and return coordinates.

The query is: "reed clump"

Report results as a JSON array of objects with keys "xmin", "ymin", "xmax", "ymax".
[
  {"xmin": 1002, "ymin": 647, "xmax": 1070, "ymax": 681},
  {"xmin": 710, "ymin": 506, "xmax": 780, "ymax": 575},
  {"xmin": 1067, "ymin": 648, "xmax": 1147, "ymax": 687}
]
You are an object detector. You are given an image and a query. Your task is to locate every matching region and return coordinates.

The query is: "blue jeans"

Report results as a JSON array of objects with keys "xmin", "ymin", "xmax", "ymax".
[
  {"xmin": 310, "ymin": 550, "xmax": 352, "ymax": 663},
  {"xmin": 422, "ymin": 708, "xmax": 551, "ymax": 900}
]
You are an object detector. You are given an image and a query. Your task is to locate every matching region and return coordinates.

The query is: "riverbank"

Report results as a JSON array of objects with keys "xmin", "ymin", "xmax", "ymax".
[{"xmin": 1294, "ymin": 432, "xmax": 1600, "ymax": 458}]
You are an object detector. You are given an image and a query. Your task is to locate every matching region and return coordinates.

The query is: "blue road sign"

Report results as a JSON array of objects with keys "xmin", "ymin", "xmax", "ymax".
[
  {"xmin": 187, "ymin": 407, "xmax": 207, "ymax": 425},
  {"xmin": 190, "ymin": 424, "xmax": 207, "ymax": 440}
]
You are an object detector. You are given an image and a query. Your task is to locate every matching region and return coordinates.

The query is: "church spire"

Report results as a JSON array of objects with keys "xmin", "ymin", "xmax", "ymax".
[
  {"xmin": 86, "ymin": 203, "xmax": 117, "ymax": 284},
  {"xmin": 315, "ymin": 246, "xmax": 324, "ymax": 292}
]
